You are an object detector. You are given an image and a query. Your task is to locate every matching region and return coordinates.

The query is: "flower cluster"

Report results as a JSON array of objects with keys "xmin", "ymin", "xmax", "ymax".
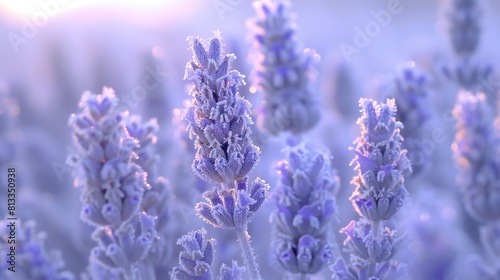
[
  {"xmin": 0, "ymin": 220, "xmax": 74, "ymax": 280},
  {"xmin": 388, "ymin": 64, "xmax": 431, "ymax": 175},
  {"xmin": 170, "ymin": 228, "xmax": 215, "ymax": 280},
  {"xmin": 68, "ymin": 88, "xmax": 148, "ymax": 227},
  {"xmin": 271, "ymin": 143, "xmax": 339, "ymax": 275},
  {"xmin": 331, "ymin": 219, "xmax": 400, "ymax": 280},
  {"xmin": 183, "ymin": 33, "xmax": 259, "ymax": 185},
  {"xmin": 69, "ymin": 89, "xmax": 157, "ymax": 279},
  {"xmin": 443, "ymin": 0, "xmax": 494, "ymax": 92},
  {"xmin": 350, "ymin": 99, "xmax": 412, "ymax": 221},
  {"xmin": 332, "ymin": 99, "xmax": 412, "ymax": 280},
  {"xmin": 249, "ymin": 0, "xmax": 320, "ymax": 135},
  {"xmin": 183, "ymin": 32, "xmax": 268, "ymax": 280},
  {"xmin": 452, "ymin": 91, "xmax": 500, "ymax": 222},
  {"xmin": 90, "ymin": 213, "xmax": 157, "ymax": 278},
  {"xmin": 196, "ymin": 177, "xmax": 268, "ymax": 229}
]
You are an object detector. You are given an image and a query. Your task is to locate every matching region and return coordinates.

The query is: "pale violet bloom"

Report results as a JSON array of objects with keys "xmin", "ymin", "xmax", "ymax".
[{"xmin": 249, "ymin": 0, "xmax": 320, "ymax": 135}]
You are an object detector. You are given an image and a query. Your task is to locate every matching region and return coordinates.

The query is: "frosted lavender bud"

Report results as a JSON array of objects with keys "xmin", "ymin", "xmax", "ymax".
[
  {"xmin": 219, "ymin": 261, "xmax": 245, "ymax": 280},
  {"xmin": 196, "ymin": 177, "xmax": 269, "ymax": 229},
  {"xmin": 249, "ymin": 0, "xmax": 320, "ymax": 135},
  {"xmin": 68, "ymin": 88, "xmax": 148, "ymax": 226},
  {"xmin": 452, "ymin": 91, "xmax": 500, "ymax": 222},
  {"xmin": 387, "ymin": 64, "xmax": 431, "ymax": 175},
  {"xmin": 0, "ymin": 220, "xmax": 74, "ymax": 280},
  {"xmin": 447, "ymin": 0, "xmax": 481, "ymax": 58},
  {"xmin": 350, "ymin": 99, "xmax": 412, "ymax": 221},
  {"xmin": 183, "ymin": 33, "xmax": 260, "ymax": 185},
  {"xmin": 90, "ymin": 212, "xmax": 157, "ymax": 277},
  {"xmin": 170, "ymin": 228, "xmax": 215, "ymax": 280},
  {"xmin": 331, "ymin": 219, "xmax": 400, "ymax": 280},
  {"xmin": 271, "ymin": 143, "xmax": 339, "ymax": 275}
]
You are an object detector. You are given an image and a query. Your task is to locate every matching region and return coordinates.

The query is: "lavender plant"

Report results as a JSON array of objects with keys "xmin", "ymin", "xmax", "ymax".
[
  {"xmin": 271, "ymin": 143, "xmax": 339, "ymax": 277},
  {"xmin": 248, "ymin": 0, "xmax": 320, "ymax": 135},
  {"xmin": 68, "ymin": 88, "xmax": 156, "ymax": 279},
  {"xmin": 452, "ymin": 91, "xmax": 500, "ymax": 278},
  {"xmin": 331, "ymin": 98, "xmax": 412, "ymax": 280},
  {"xmin": 183, "ymin": 32, "xmax": 270, "ymax": 279},
  {"xmin": 0, "ymin": 219, "xmax": 74, "ymax": 280},
  {"xmin": 386, "ymin": 64, "xmax": 431, "ymax": 175},
  {"xmin": 443, "ymin": 0, "xmax": 494, "ymax": 93},
  {"xmin": 452, "ymin": 91, "xmax": 500, "ymax": 223}
]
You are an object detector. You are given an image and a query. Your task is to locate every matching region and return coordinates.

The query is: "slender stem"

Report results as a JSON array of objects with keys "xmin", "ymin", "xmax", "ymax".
[{"xmin": 236, "ymin": 226, "xmax": 262, "ymax": 280}]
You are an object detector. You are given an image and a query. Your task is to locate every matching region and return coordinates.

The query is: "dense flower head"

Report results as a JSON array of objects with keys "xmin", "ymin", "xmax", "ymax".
[
  {"xmin": 183, "ymin": 32, "xmax": 260, "ymax": 185},
  {"xmin": 388, "ymin": 64, "xmax": 431, "ymax": 174},
  {"xmin": 0, "ymin": 219, "xmax": 74, "ymax": 280},
  {"xmin": 350, "ymin": 99, "xmax": 412, "ymax": 221},
  {"xmin": 68, "ymin": 88, "xmax": 148, "ymax": 227},
  {"xmin": 452, "ymin": 91, "xmax": 500, "ymax": 222},
  {"xmin": 331, "ymin": 219, "xmax": 400, "ymax": 280},
  {"xmin": 196, "ymin": 177, "xmax": 269, "ymax": 229},
  {"xmin": 271, "ymin": 143, "xmax": 339, "ymax": 275},
  {"xmin": 90, "ymin": 212, "xmax": 157, "ymax": 278},
  {"xmin": 249, "ymin": 0, "xmax": 320, "ymax": 135},
  {"xmin": 447, "ymin": 0, "xmax": 481, "ymax": 58},
  {"xmin": 170, "ymin": 228, "xmax": 215, "ymax": 280}
]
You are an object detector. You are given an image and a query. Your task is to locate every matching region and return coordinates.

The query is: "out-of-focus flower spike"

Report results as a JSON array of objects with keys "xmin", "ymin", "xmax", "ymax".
[
  {"xmin": 249, "ymin": 0, "xmax": 320, "ymax": 135},
  {"xmin": 271, "ymin": 142, "xmax": 339, "ymax": 276}
]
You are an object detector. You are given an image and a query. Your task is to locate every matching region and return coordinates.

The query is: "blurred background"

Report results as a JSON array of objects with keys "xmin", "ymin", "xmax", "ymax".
[{"xmin": 1, "ymin": 0, "xmax": 500, "ymax": 278}]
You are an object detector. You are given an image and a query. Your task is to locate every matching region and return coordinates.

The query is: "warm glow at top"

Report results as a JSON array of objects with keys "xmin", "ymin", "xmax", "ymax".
[{"xmin": 0, "ymin": 0, "xmax": 186, "ymax": 24}]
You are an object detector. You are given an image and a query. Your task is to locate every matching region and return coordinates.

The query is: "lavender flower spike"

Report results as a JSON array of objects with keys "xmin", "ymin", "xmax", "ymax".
[
  {"xmin": 448, "ymin": 0, "xmax": 481, "ymax": 59},
  {"xmin": 249, "ymin": 0, "xmax": 320, "ymax": 135},
  {"xmin": 350, "ymin": 98, "xmax": 412, "ymax": 222},
  {"xmin": 183, "ymin": 32, "xmax": 259, "ymax": 185},
  {"xmin": 170, "ymin": 228, "xmax": 215, "ymax": 280},
  {"xmin": 332, "ymin": 99, "xmax": 410, "ymax": 280},
  {"xmin": 452, "ymin": 91, "xmax": 500, "ymax": 222},
  {"xmin": 68, "ymin": 88, "xmax": 148, "ymax": 227},
  {"xmin": 271, "ymin": 143, "xmax": 339, "ymax": 276},
  {"xmin": 184, "ymin": 33, "xmax": 268, "ymax": 280}
]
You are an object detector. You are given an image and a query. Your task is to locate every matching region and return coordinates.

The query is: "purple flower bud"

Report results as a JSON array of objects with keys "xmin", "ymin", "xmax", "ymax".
[{"xmin": 171, "ymin": 228, "xmax": 215, "ymax": 280}]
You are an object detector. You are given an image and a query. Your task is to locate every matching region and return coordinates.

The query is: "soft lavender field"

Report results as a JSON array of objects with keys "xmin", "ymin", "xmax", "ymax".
[{"xmin": 1, "ymin": 0, "xmax": 500, "ymax": 279}]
